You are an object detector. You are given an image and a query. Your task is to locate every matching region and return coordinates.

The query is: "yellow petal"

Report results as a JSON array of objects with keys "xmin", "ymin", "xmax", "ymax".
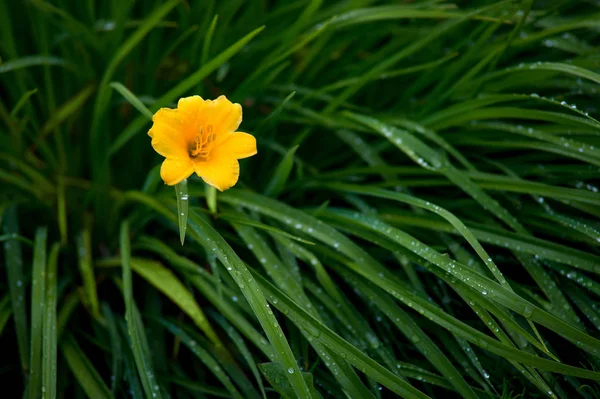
[
  {"xmin": 180, "ymin": 95, "xmax": 242, "ymax": 143},
  {"xmin": 149, "ymin": 108, "xmax": 190, "ymax": 159},
  {"xmin": 218, "ymin": 132, "xmax": 257, "ymax": 159},
  {"xmin": 176, "ymin": 95, "xmax": 205, "ymax": 121},
  {"xmin": 160, "ymin": 158, "xmax": 194, "ymax": 186},
  {"xmin": 173, "ymin": 95, "xmax": 241, "ymax": 144},
  {"xmin": 194, "ymin": 151, "xmax": 240, "ymax": 191},
  {"xmin": 209, "ymin": 95, "xmax": 243, "ymax": 139}
]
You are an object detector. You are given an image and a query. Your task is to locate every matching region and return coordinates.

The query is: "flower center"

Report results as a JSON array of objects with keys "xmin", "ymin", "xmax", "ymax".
[{"xmin": 189, "ymin": 125, "xmax": 216, "ymax": 160}]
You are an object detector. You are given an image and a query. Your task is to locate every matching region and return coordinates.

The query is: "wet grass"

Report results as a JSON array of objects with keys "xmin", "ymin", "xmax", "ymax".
[{"xmin": 1, "ymin": 0, "xmax": 600, "ymax": 398}]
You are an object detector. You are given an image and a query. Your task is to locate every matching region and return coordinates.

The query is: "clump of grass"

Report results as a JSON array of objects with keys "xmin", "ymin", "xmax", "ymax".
[{"xmin": 1, "ymin": 1, "xmax": 600, "ymax": 398}]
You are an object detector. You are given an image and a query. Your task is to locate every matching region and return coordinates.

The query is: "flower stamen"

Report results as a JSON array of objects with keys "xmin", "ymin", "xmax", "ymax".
[{"xmin": 189, "ymin": 125, "xmax": 216, "ymax": 160}]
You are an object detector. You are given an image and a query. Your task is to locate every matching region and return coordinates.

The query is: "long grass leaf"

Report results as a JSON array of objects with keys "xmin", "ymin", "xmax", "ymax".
[
  {"xmin": 2, "ymin": 206, "xmax": 29, "ymax": 373},
  {"xmin": 62, "ymin": 336, "xmax": 114, "ymax": 399},
  {"xmin": 120, "ymin": 221, "xmax": 163, "ymax": 399},
  {"xmin": 28, "ymin": 227, "xmax": 47, "ymax": 399},
  {"xmin": 42, "ymin": 243, "xmax": 59, "ymax": 399}
]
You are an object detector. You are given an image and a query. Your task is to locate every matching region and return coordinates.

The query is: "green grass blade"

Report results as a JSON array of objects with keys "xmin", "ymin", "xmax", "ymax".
[
  {"xmin": 161, "ymin": 319, "xmax": 245, "ymax": 399},
  {"xmin": 2, "ymin": 206, "xmax": 29, "ymax": 373},
  {"xmin": 120, "ymin": 221, "xmax": 163, "ymax": 399},
  {"xmin": 263, "ymin": 145, "xmax": 299, "ymax": 197},
  {"xmin": 130, "ymin": 257, "xmax": 220, "ymax": 345},
  {"xmin": 109, "ymin": 82, "xmax": 153, "ymax": 120},
  {"xmin": 338, "ymin": 268, "xmax": 479, "ymax": 399},
  {"xmin": 174, "ymin": 179, "xmax": 188, "ymax": 245},
  {"xmin": 28, "ymin": 227, "xmax": 47, "ymax": 399},
  {"xmin": 259, "ymin": 362, "xmax": 323, "ymax": 399},
  {"xmin": 0, "ymin": 55, "xmax": 68, "ymax": 73},
  {"xmin": 201, "ymin": 15, "xmax": 218, "ymax": 66},
  {"xmin": 253, "ymin": 270, "xmax": 429, "ymax": 399},
  {"xmin": 212, "ymin": 315, "xmax": 268, "ymax": 399},
  {"xmin": 102, "ymin": 304, "xmax": 123, "ymax": 396},
  {"xmin": 76, "ymin": 228, "xmax": 100, "ymax": 318},
  {"xmin": 38, "ymin": 84, "xmax": 95, "ymax": 138},
  {"xmin": 62, "ymin": 335, "xmax": 114, "ymax": 399},
  {"xmin": 42, "ymin": 243, "xmax": 59, "ymax": 399},
  {"xmin": 10, "ymin": 88, "xmax": 38, "ymax": 117},
  {"xmin": 0, "ymin": 295, "xmax": 11, "ymax": 336}
]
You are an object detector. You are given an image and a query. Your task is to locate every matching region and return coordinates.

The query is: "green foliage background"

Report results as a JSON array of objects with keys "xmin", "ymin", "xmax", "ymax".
[{"xmin": 1, "ymin": 0, "xmax": 600, "ymax": 398}]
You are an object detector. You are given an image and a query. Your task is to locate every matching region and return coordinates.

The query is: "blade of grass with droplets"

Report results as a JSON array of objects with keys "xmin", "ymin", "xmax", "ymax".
[
  {"xmin": 342, "ymin": 109, "xmax": 598, "ymax": 337},
  {"xmin": 324, "ymin": 209, "xmax": 600, "ymax": 357},
  {"xmin": 318, "ymin": 231, "xmax": 599, "ymax": 382},
  {"xmin": 102, "ymin": 303, "xmax": 123, "ymax": 395},
  {"xmin": 334, "ymin": 264, "xmax": 479, "ymax": 399},
  {"xmin": 427, "ymin": 107, "xmax": 600, "ymax": 132},
  {"xmin": 219, "ymin": 212, "xmax": 315, "ymax": 245},
  {"xmin": 251, "ymin": 270, "xmax": 430, "ymax": 399},
  {"xmin": 468, "ymin": 62, "xmax": 600, "ymax": 93},
  {"xmin": 184, "ymin": 212, "xmax": 313, "ymax": 398},
  {"xmin": 120, "ymin": 221, "xmax": 163, "ymax": 399},
  {"xmin": 174, "ymin": 179, "xmax": 188, "ymax": 245},
  {"xmin": 168, "ymin": 315, "xmax": 264, "ymax": 399},
  {"xmin": 42, "ymin": 243, "xmax": 59, "ymax": 399},
  {"xmin": 259, "ymin": 362, "xmax": 324, "ymax": 399},
  {"xmin": 271, "ymin": 234, "xmax": 377, "ymax": 354},
  {"xmin": 392, "ymin": 245, "xmax": 559, "ymax": 394},
  {"xmin": 160, "ymin": 319, "xmax": 246, "ymax": 399},
  {"xmin": 380, "ymin": 212, "xmax": 600, "ymax": 274},
  {"xmin": 212, "ymin": 314, "xmax": 268, "ymax": 399},
  {"xmin": 317, "ymin": 216, "xmax": 558, "ymax": 395},
  {"xmin": 62, "ymin": 335, "xmax": 114, "ymax": 399},
  {"xmin": 327, "ymin": 184, "xmax": 509, "ymax": 287},
  {"xmin": 342, "ymin": 111, "xmax": 526, "ymax": 231},
  {"xmin": 124, "ymin": 191, "xmax": 312, "ymax": 398},
  {"xmin": 219, "ymin": 190, "xmax": 600, "ymax": 369},
  {"xmin": 231, "ymin": 221, "xmax": 377, "ymax": 398},
  {"xmin": 423, "ymin": 93, "xmax": 600, "ymax": 128},
  {"xmin": 2, "ymin": 206, "xmax": 29, "ymax": 373},
  {"xmin": 28, "ymin": 227, "xmax": 47, "ymax": 399}
]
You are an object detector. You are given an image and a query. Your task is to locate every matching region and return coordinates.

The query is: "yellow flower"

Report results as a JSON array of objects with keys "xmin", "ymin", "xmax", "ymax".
[{"xmin": 148, "ymin": 95, "xmax": 257, "ymax": 191}]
